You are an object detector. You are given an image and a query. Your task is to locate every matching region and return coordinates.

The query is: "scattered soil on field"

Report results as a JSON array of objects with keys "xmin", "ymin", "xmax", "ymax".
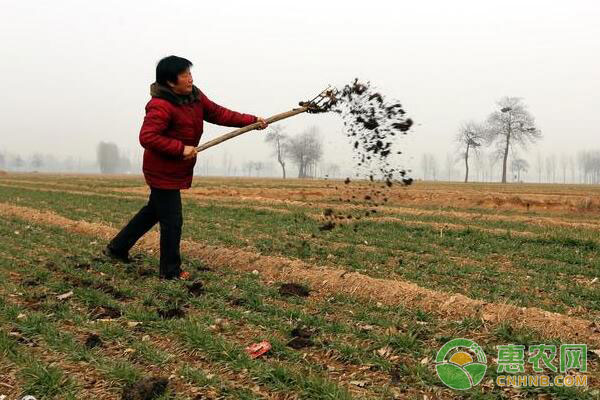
[
  {"xmin": 328, "ymin": 79, "xmax": 413, "ymax": 184},
  {"xmin": 2, "ymin": 203, "xmax": 600, "ymax": 347}
]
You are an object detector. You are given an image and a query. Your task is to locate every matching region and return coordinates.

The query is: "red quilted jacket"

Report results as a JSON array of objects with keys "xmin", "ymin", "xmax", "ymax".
[{"xmin": 139, "ymin": 83, "xmax": 257, "ymax": 189}]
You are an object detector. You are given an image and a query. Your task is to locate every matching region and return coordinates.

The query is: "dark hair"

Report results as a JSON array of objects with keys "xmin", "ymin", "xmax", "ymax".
[{"xmin": 156, "ymin": 55, "xmax": 193, "ymax": 86}]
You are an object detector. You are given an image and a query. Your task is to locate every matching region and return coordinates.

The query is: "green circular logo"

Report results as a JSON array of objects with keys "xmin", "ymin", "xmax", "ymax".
[{"xmin": 435, "ymin": 338, "xmax": 487, "ymax": 390}]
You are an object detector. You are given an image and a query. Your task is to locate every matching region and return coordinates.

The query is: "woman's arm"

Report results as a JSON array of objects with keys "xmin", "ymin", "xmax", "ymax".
[
  {"xmin": 201, "ymin": 91, "xmax": 258, "ymax": 127},
  {"xmin": 139, "ymin": 101, "xmax": 185, "ymax": 157}
]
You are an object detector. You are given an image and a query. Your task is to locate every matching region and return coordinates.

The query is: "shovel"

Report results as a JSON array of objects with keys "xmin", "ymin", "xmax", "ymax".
[{"xmin": 195, "ymin": 87, "xmax": 336, "ymax": 153}]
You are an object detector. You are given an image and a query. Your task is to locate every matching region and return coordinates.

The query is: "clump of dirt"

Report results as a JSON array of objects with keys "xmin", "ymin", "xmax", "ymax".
[
  {"xmin": 93, "ymin": 282, "xmax": 130, "ymax": 300},
  {"xmin": 287, "ymin": 325, "xmax": 317, "ymax": 349},
  {"xmin": 187, "ymin": 280, "xmax": 205, "ymax": 297},
  {"xmin": 323, "ymin": 208, "xmax": 334, "ymax": 217},
  {"xmin": 287, "ymin": 336, "xmax": 313, "ymax": 349},
  {"xmin": 390, "ymin": 365, "xmax": 404, "ymax": 384},
  {"xmin": 135, "ymin": 265, "xmax": 155, "ymax": 277},
  {"xmin": 91, "ymin": 305, "xmax": 122, "ymax": 319},
  {"xmin": 85, "ymin": 333, "xmax": 102, "ymax": 349},
  {"xmin": 319, "ymin": 221, "xmax": 336, "ymax": 231},
  {"xmin": 328, "ymin": 79, "xmax": 414, "ymax": 184},
  {"xmin": 157, "ymin": 307, "xmax": 186, "ymax": 319},
  {"xmin": 291, "ymin": 326, "xmax": 316, "ymax": 338},
  {"xmin": 22, "ymin": 277, "xmax": 40, "ymax": 287},
  {"xmin": 279, "ymin": 283, "xmax": 310, "ymax": 297},
  {"xmin": 229, "ymin": 297, "xmax": 247, "ymax": 306},
  {"xmin": 122, "ymin": 376, "xmax": 168, "ymax": 400},
  {"xmin": 45, "ymin": 261, "xmax": 58, "ymax": 271}
]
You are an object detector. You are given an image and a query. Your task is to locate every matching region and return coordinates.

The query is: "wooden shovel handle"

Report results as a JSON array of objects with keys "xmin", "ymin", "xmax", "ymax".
[{"xmin": 195, "ymin": 106, "xmax": 309, "ymax": 153}]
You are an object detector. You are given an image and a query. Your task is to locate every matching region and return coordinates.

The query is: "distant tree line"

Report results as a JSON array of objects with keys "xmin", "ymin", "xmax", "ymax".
[{"xmin": 419, "ymin": 149, "xmax": 600, "ymax": 184}]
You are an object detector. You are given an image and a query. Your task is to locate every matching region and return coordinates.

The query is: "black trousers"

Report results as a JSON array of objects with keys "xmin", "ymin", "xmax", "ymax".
[{"xmin": 107, "ymin": 187, "xmax": 183, "ymax": 278}]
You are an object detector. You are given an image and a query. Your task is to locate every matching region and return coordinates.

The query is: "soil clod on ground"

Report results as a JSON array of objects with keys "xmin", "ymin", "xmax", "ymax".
[
  {"xmin": 187, "ymin": 280, "xmax": 205, "ymax": 296},
  {"xmin": 287, "ymin": 336, "xmax": 313, "ymax": 349},
  {"xmin": 91, "ymin": 305, "xmax": 122, "ymax": 319},
  {"xmin": 121, "ymin": 376, "xmax": 168, "ymax": 400},
  {"xmin": 291, "ymin": 326, "xmax": 316, "ymax": 338},
  {"xmin": 84, "ymin": 333, "xmax": 102, "ymax": 349},
  {"xmin": 318, "ymin": 221, "xmax": 336, "ymax": 231},
  {"xmin": 157, "ymin": 307, "xmax": 186, "ymax": 319},
  {"xmin": 229, "ymin": 297, "xmax": 247, "ymax": 306},
  {"xmin": 279, "ymin": 283, "xmax": 310, "ymax": 297}
]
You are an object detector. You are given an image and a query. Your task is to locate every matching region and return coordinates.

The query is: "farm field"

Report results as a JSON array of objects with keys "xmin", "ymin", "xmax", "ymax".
[{"xmin": 0, "ymin": 172, "xmax": 599, "ymax": 399}]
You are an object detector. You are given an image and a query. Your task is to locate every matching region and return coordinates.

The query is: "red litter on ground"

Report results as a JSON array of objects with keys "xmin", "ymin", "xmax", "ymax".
[{"xmin": 245, "ymin": 340, "xmax": 272, "ymax": 359}]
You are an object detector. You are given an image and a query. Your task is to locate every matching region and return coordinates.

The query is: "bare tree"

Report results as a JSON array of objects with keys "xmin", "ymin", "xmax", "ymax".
[
  {"xmin": 30, "ymin": 154, "xmax": 44, "ymax": 171},
  {"xmin": 97, "ymin": 142, "xmax": 130, "ymax": 174},
  {"xmin": 535, "ymin": 152, "xmax": 544, "ymax": 183},
  {"xmin": 429, "ymin": 154, "xmax": 438, "ymax": 181},
  {"xmin": 545, "ymin": 154, "xmax": 557, "ymax": 183},
  {"xmin": 253, "ymin": 161, "xmax": 264, "ymax": 177},
  {"xmin": 559, "ymin": 154, "xmax": 569, "ymax": 184},
  {"xmin": 577, "ymin": 150, "xmax": 600, "ymax": 184},
  {"xmin": 324, "ymin": 163, "xmax": 341, "ymax": 179},
  {"xmin": 568, "ymin": 155, "xmax": 576, "ymax": 184},
  {"xmin": 221, "ymin": 152, "xmax": 233, "ymax": 176},
  {"xmin": 97, "ymin": 142, "xmax": 120, "ymax": 173},
  {"xmin": 265, "ymin": 125, "xmax": 288, "ymax": 179},
  {"xmin": 511, "ymin": 158, "xmax": 529, "ymax": 182},
  {"xmin": 242, "ymin": 161, "xmax": 255, "ymax": 177},
  {"xmin": 445, "ymin": 153, "xmax": 456, "ymax": 181},
  {"xmin": 474, "ymin": 152, "xmax": 487, "ymax": 182},
  {"xmin": 286, "ymin": 126, "xmax": 323, "ymax": 178},
  {"xmin": 420, "ymin": 154, "xmax": 429, "ymax": 180},
  {"xmin": 455, "ymin": 121, "xmax": 485, "ymax": 182},
  {"xmin": 420, "ymin": 153, "xmax": 438, "ymax": 180},
  {"xmin": 13, "ymin": 155, "xmax": 24, "ymax": 171},
  {"xmin": 486, "ymin": 97, "xmax": 541, "ymax": 183},
  {"xmin": 487, "ymin": 152, "xmax": 498, "ymax": 182}
]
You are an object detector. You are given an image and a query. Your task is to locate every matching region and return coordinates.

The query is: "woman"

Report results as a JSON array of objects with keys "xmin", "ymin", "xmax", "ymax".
[{"xmin": 103, "ymin": 55, "xmax": 267, "ymax": 279}]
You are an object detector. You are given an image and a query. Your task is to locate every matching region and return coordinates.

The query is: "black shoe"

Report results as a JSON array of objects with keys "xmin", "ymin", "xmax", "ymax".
[{"xmin": 102, "ymin": 246, "xmax": 131, "ymax": 264}]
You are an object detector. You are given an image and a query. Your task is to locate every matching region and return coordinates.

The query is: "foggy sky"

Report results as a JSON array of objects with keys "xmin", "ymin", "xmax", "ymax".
[{"xmin": 1, "ymin": 0, "xmax": 599, "ymax": 176}]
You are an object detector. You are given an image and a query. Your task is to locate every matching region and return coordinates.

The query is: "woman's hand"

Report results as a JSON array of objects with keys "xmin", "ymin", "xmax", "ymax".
[
  {"xmin": 256, "ymin": 117, "xmax": 268, "ymax": 130},
  {"xmin": 182, "ymin": 145, "xmax": 198, "ymax": 160}
]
